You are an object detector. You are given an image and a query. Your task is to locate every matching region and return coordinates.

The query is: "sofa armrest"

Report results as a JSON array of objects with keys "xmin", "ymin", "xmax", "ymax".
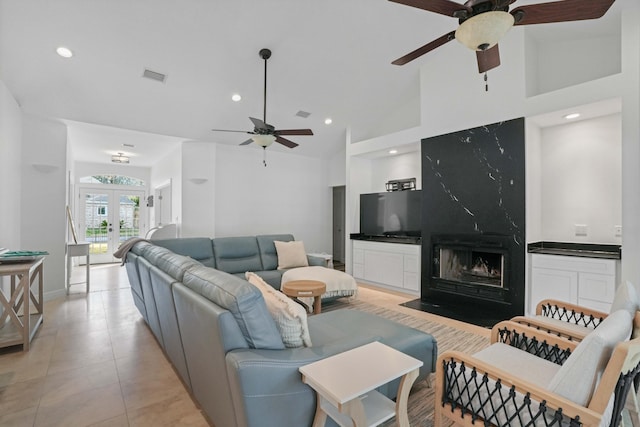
[
  {"xmin": 306, "ymin": 254, "xmax": 327, "ymax": 267},
  {"xmin": 225, "ymin": 335, "xmax": 380, "ymax": 427}
]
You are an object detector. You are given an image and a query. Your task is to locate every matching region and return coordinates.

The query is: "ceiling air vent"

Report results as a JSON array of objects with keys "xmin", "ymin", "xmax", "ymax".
[
  {"xmin": 142, "ymin": 68, "xmax": 167, "ymax": 83},
  {"xmin": 295, "ymin": 110, "xmax": 311, "ymax": 118}
]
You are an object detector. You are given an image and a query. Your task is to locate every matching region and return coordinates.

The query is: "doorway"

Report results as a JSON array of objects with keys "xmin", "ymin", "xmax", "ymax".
[
  {"xmin": 332, "ymin": 186, "xmax": 346, "ymax": 269},
  {"xmin": 78, "ymin": 188, "xmax": 146, "ymax": 263}
]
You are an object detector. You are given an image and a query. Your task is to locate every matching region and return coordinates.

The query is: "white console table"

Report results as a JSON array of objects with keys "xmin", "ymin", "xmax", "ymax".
[{"xmin": 66, "ymin": 242, "xmax": 90, "ymax": 294}]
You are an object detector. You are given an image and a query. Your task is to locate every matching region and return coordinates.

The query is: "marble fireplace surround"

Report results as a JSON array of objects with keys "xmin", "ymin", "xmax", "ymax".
[{"xmin": 415, "ymin": 118, "xmax": 526, "ymax": 326}]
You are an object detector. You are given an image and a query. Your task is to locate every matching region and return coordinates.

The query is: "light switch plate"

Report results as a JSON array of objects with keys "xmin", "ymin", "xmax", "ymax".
[
  {"xmin": 615, "ymin": 225, "xmax": 622, "ymax": 237},
  {"xmin": 575, "ymin": 224, "xmax": 588, "ymax": 236}
]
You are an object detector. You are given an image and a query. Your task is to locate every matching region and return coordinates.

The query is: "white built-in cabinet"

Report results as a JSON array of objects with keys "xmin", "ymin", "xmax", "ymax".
[
  {"xmin": 529, "ymin": 254, "xmax": 619, "ymax": 314},
  {"xmin": 352, "ymin": 240, "xmax": 420, "ymax": 295}
]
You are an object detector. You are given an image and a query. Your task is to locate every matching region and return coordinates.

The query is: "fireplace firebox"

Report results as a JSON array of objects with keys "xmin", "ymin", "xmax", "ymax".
[{"xmin": 431, "ymin": 235, "xmax": 510, "ymax": 304}]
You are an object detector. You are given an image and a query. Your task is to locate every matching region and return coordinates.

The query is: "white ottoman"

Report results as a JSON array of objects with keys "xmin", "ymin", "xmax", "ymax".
[{"xmin": 281, "ymin": 266, "xmax": 358, "ymax": 305}]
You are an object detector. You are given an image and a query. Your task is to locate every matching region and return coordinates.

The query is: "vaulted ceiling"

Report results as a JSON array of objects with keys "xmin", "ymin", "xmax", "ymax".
[{"xmin": 0, "ymin": 0, "xmax": 625, "ymax": 166}]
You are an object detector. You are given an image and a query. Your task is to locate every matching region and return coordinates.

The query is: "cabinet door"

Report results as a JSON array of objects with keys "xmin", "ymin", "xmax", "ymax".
[
  {"xmin": 363, "ymin": 250, "xmax": 404, "ymax": 288},
  {"xmin": 578, "ymin": 272, "xmax": 616, "ymax": 312},
  {"xmin": 530, "ymin": 268, "xmax": 578, "ymax": 314}
]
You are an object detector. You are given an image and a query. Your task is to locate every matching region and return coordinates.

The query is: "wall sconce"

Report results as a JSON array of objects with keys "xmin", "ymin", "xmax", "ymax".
[{"xmin": 32, "ymin": 164, "xmax": 59, "ymax": 173}]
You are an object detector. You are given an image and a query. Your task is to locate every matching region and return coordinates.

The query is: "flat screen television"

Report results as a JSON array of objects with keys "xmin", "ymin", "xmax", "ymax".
[{"xmin": 359, "ymin": 190, "xmax": 422, "ymax": 237}]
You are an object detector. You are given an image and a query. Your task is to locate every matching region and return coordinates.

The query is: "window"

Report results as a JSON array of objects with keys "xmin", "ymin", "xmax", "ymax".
[{"xmin": 80, "ymin": 175, "xmax": 145, "ymax": 186}]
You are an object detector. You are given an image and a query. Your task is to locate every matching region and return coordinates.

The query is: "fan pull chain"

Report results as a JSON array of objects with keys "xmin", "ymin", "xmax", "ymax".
[
  {"xmin": 263, "ymin": 147, "xmax": 267, "ymax": 167},
  {"xmin": 484, "ymin": 72, "xmax": 488, "ymax": 92}
]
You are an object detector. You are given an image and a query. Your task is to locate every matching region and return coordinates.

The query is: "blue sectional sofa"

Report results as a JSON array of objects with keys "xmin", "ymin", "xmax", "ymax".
[{"xmin": 123, "ymin": 235, "xmax": 438, "ymax": 427}]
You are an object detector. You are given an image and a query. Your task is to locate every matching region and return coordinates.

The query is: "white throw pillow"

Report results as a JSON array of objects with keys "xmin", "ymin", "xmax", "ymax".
[
  {"xmin": 274, "ymin": 240, "xmax": 309, "ymax": 269},
  {"xmin": 245, "ymin": 272, "xmax": 312, "ymax": 348}
]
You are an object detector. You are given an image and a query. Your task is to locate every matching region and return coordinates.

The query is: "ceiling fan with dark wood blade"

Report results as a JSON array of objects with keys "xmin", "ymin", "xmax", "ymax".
[
  {"xmin": 390, "ymin": 0, "xmax": 617, "ymax": 74},
  {"xmin": 211, "ymin": 48, "xmax": 313, "ymax": 161}
]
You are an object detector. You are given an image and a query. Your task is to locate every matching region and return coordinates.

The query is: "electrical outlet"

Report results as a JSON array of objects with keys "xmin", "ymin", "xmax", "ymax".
[
  {"xmin": 575, "ymin": 224, "xmax": 588, "ymax": 236},
  {"xmin": 615, "ymin": 225, "xmax": 622, "ymax": 237}
]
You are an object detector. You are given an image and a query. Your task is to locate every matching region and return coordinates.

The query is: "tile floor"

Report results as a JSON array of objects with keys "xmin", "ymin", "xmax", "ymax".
[{"xmin": 0, "ymin": 263, "xmax": 489, "ymax": 427}]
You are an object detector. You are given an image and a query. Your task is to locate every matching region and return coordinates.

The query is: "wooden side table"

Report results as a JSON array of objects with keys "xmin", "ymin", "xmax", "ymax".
[
  {"xmin": 0, "ymin": 257, "xmax": 45, "ymax": 351},
  {"xmin": 281, "ymin": 280, "xmax": 326, "ymax": 314},
  {"xmin": 299, "ymin": 341, "xmax": 423, "ymax": 427}
]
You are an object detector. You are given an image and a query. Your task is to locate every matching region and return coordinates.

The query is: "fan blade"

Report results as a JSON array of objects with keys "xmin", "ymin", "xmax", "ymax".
[
  {"xmin": 211, "ymin": 128, "xmax": 252, "ymax": 134},
  {"xmin": 275, "ymin": 129, "xmax": 314, "ymax": 136},
  {"xmin": 392, "ymin": 31, "xmax": 456, "ymax": 65},
  {"xmin": 512, "ymin": 0, "xmax": 615, "ymax": 26},
  {"xmin": 249, "ymin": 117, "xmax": 269, "ymax": 130},
  {"xmin": 275, "ymin": 136, "xmax": 299, "ymax": 148},
  {"xmin": 240, "ymin": 139, "xmax": 253, "ymax": 146},
  {"xmin": 389, "ymin": 0, "xmax": 471, "ymax": 18},
  {"xmin": 476, "ymin": 45, "xmax": 501, "ymax": 73}
]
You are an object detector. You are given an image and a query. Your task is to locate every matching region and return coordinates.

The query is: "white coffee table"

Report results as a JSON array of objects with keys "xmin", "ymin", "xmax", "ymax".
[{"xmin": 299, "ymin": 341, "xmax": 422, "ymax": 427}]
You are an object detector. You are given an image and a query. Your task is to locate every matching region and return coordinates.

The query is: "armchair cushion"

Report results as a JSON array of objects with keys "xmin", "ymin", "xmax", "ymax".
[
  {"xmin": 274, "ymin": 240, "xmax": 309, "ymax": 269},
  {"xmin": 547, "ymin": 309, "xmax": 632, "ymax": 406},
  {"xmin": 245, "ymin": 272, "xmax": 312, "ymax": 348},
  {"xmin": 610, "ymin": 281, "xmax": 638, "ymax": 317}
]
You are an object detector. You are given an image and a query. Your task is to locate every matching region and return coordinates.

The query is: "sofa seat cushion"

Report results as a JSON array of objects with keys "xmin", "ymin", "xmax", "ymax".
[
  {"xmin": 153, "ymin": 238, "xmax": 216, "ymax": 268},
  {"xmin": 213, "ymin": 236, "xmax": 263, "ymax": 274},
  {"xmin": 182, "ymin": 264, "xmax": 284, "ymax": 350},
  {"xmin": 245, "ymin": 272, "xmax": 312, "ymax": 348},
  {"xmin": 532, "ymin": 315, "xmax": 594, "ymax": 339}
]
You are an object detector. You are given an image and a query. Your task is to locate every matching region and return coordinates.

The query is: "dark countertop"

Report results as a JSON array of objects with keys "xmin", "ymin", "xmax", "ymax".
[
  {"xmin": 350, "ymin": 233, "xmax": 421, "ymax": 245},
  {"xmin": 527, "ymin": 241, "xmax": 621, "ymax": 260}
]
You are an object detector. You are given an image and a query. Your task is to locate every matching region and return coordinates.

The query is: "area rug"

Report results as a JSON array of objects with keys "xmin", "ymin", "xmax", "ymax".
[{"xmin": 323, "ymin": 297, "xmax": 489, "ymax": 426}]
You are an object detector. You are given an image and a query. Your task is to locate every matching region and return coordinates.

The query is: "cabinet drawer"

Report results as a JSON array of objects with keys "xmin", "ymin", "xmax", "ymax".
[{"xmin": 531, "ymin": 254, "xmax": 616, "ymax": 275}]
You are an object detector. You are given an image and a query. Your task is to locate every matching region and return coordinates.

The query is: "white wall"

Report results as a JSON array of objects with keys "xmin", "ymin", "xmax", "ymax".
[
  {"xmin": 328, "ymin": 146, "xmax": 346, "ymax": 188},
  {"xmin": 214, "ymin": 144, "xmax": 332, "ymax": 253},
  {"xmin": 21, "ymin": 114, "xmax": 68, "ymax": 300},
  {"xmin": 370, "ymin": 152, "xmax": 421, "ymax": 193},
  {"xmin": 0, "ymin": 80, "xmax": 22, "ymax": 250},
  {"xmin": 181, "ymin": 141, "xmax": 216, "ymax": 237},
  {"xmin": 539, "ymin": 114, "xmax": 621, "ymax": 244},
  {"xmin": 150, "ymin": 145, "xmax": 182, "ymax": 233}
]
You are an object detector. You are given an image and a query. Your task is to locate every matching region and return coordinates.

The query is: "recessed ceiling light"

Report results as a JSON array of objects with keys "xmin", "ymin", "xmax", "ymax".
[
  {"xmin": 232, "ymin": 94, "xmax": 242, "ymax": 102},
  {"xmin": 563, "ymin": 113, "xmax": 580, "ymax": 120},
  {"xmin": 324, "ymin": 118, "xmax": 332, "ymax": 125},
  {"xmin": 56, "ymin": 47, "xmax": 73, "ymax": 58},
  {"xmin": 389, "ymin": 150, "xmax": 398, "ymax": 154}
]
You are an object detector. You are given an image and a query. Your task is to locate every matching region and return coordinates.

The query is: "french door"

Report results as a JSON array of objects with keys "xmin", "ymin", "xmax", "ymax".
[{"xmin": 78, "ymin": 188, "xmax": 146, "ymax": 263}]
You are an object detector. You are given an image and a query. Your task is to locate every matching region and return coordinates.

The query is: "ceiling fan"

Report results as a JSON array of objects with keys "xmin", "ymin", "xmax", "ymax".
[
  {"xmin": 211, "ymin": 48, "xmax": 313, "ymax": 159},
  {"xmin": 390, "ymin": 0, "xmax": 617, "ymax": 74}
]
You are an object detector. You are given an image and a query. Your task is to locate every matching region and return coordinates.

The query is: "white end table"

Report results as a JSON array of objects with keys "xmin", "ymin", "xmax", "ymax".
[
  {"xmin": 299, "ymin": 341, "xmax": 423, "ymax": 427},
  {"xmin": 66, "ymin": 242, "xmax": 90, "ymax": 294}
]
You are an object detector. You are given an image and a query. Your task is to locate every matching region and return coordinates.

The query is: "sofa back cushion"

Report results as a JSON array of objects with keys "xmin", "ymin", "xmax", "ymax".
[
  {"xmin": 547, "ymin": 309, "xmax": 632, "ymax": 406},
  {"xmin": 610, "ymin": 281, "xmax": 638, "ymax": 318},
  {"xmin": 257, "ymin": 234, "xmax": 294, "ymax": 270},
  {"xmin": 155, "ymin": 251, "xmax": 201, "ymax": 282},
  {"xmin": 182, "ymin": 264, "xmax": 284, "ymax": 350},
  {"xmin": 153, "ymin": 238, "xmax": 216, "ymax": 268},
  {"xmin": 212, "ymin": 236, "xmax": 263, "ymax": 274},
  {"xmin": 142, "ymin": 244, "xmax": 173, "ymax": 265}
]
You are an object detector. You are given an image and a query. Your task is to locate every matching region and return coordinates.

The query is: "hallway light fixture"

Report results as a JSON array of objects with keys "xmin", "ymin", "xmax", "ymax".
[{"xmin": 111, "ymin": 152, "xmax": 130, "ymax": 164}]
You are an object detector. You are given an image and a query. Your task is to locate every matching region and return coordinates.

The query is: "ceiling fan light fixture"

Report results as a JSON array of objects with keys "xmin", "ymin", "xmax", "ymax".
[
  {"xmin": 252, "ymin": 134, "xmax": 276, "ymax": 148},
  {"xmin": 455, "ymin": 11, "xmax": 515, "ymax": 51}
]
